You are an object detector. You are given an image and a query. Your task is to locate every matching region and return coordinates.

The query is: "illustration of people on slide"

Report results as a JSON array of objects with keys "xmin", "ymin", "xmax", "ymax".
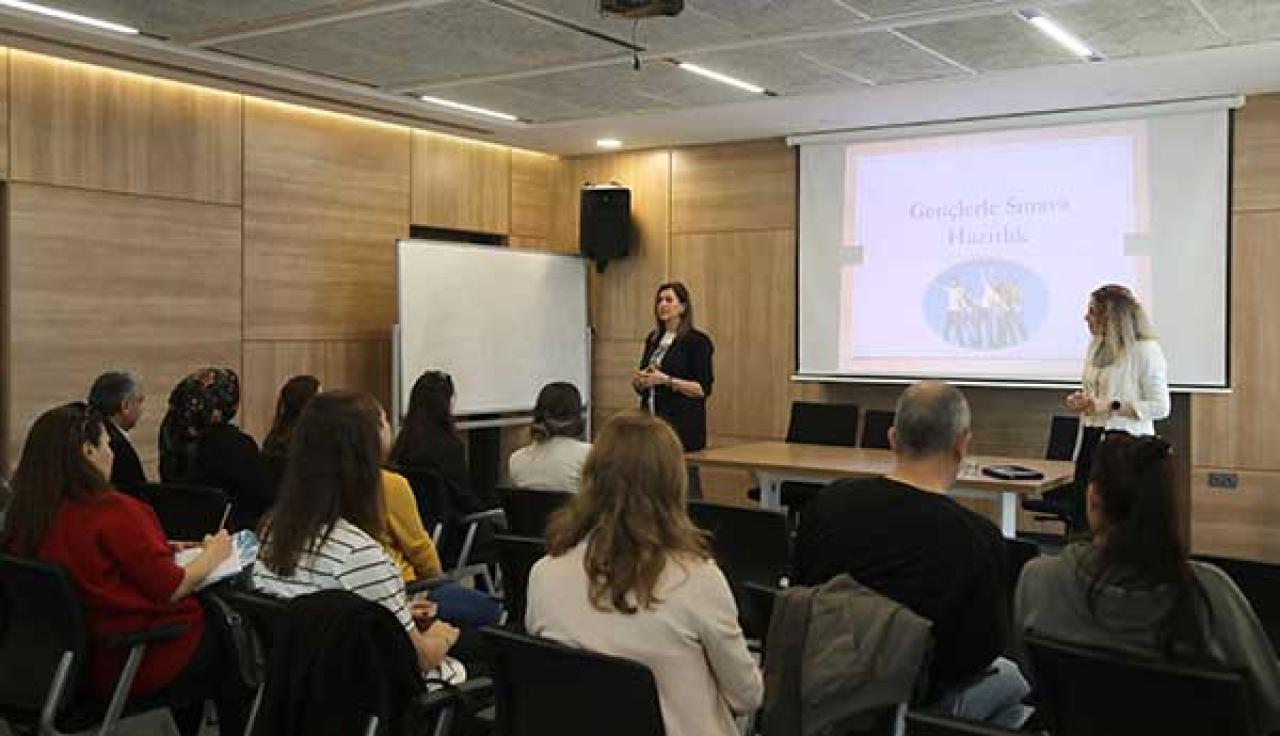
[{"xmin": 929, "ymin": 261, "xmax": 1036, "ymax": 351}]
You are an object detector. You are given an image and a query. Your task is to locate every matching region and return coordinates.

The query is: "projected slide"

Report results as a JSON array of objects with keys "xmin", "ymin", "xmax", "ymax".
[{"xmin": 837, "ymin": 123, "xmax": 1151, "ymax": 380}]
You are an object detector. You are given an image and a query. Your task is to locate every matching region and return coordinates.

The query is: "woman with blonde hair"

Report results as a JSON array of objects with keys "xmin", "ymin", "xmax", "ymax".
[
  {"xmin": 1054, "ymin": 284, "xmax": 1170, "ymax": 531},
  {"xmin": 526, "ymin": 410, "xmax": 762, "ymax": 736}
]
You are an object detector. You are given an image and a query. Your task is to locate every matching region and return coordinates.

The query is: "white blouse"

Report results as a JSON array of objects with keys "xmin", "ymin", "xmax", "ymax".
[{"xmin": 1080, "ymin": 338, "xmax": 1171, "ymax": 435}]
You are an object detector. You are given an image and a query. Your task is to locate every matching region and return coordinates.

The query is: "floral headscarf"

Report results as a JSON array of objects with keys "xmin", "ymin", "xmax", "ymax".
[{"xmin": 158, "ymin": 367, "xmax": 240, "ymax": 481}]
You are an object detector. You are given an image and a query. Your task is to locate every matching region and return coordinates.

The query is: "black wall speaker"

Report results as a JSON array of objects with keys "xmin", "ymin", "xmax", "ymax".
[{"xmin": 580, "ymin": 185, "xmax": 631, "ymax": 273}]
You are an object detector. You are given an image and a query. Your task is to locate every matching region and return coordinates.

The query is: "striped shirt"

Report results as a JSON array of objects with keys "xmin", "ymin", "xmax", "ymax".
[{"xmin": 252, "ymin": 519, "xmax": 413, "ymax": 631}]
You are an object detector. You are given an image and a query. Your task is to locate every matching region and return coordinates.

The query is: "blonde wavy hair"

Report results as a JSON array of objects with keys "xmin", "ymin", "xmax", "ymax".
[
  {"xmin": 545, "ymin": 410, "xmax": 710, "ymax": 614},
  {"xmin": 1089, "ymin": 284, "xmax": 1157, "ymax": 368}
]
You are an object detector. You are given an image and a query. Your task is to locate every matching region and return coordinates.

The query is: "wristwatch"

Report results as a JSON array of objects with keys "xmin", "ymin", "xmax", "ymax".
[{"xmin": 1109, "ymin": 400, "xmax": 1122, "ymax": 413}]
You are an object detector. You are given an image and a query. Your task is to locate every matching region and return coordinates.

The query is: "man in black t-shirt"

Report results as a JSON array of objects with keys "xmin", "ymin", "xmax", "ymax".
[{"xmin": 793, "ymin": 380, "xmax": 1031, "ymax": 728}]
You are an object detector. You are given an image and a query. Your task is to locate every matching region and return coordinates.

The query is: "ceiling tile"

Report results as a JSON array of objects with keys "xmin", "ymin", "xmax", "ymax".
[
  {"xmin": 216, "ymin": 1, "xmax": 623, "ymax": 88},
  {"xmin": 688, "ymin": 0, "xmax": 863, "ymax": 36},
  {"xmin": 843, "ymin": 0, "xmax": 988, "ymax": 18},
  {"xmin": 900, "ymin": 13, "xmax": 1079, "ymax": 71},
  {"xmin": 680, "ymin": 44, "xmax": 862, "ymax": 95},
  {"xmin": 1050, "ymin": 0, "xmax": 1226, "ymax": 57},
  {"xmin": 420, "ymin": 80, "xmax": 598, "ymax": 123},
  {"xmin": 1195, "ymin": 0, "xmax": 1280, "ymax": 43},
  {"xmin": 27, "ymin": 0, "xmax": 338, "ymax": 38},
  {"xmin": 513, "ymin": 0, "xmax": 749, "ymax": 53},
  {"xmin": 792, "ymin": 30, "xmax": 968, "ymax": 84}
]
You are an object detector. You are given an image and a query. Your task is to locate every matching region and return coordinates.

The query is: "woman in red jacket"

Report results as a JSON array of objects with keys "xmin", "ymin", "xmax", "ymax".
[{"xmin": 1, "ymin": 402, "xmax": 249, "ymax": 735}]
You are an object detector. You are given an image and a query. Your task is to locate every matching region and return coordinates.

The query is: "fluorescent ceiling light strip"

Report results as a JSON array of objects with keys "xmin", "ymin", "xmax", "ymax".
[
  {"xmin": 677, "ymin": 62, "xmax": 768, "ymax": 95},
  {"xmin": 0, "ymin": 0, "xmax": 138, "ymax": 33},
  {"xmin": 1019, "ymin": 9, "xmax": 1097, "ymax": 59},
  {"xmin": 596, "ymin": 138, "xmax": 623, "ymax": 149},
  {"xmin": 419, "ymin": 94, "xmax": 518, "ymax": 122}
]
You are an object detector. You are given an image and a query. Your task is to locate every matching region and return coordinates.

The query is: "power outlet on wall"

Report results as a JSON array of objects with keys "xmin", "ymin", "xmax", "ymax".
[{"xmin": 1208, "ymin": 472, "xmax": 1239, "ymax": 490}]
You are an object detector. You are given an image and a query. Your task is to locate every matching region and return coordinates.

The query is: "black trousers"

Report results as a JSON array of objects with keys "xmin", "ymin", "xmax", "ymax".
[
  {"xmin": 137, "ymin": 615, "xmax": 253, "ymax": 736},
  {"xmin": 1043, "ymin": 425, "xmax": 1103, "ymax": 533}
]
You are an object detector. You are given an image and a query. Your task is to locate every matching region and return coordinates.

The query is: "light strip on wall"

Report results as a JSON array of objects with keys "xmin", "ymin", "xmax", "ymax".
[
  {"xmin": 1018, "ymin": 9, "xmax": 1101, "ymax": 61},
  {"xmin": 675, "ymin": 62, "xmax": 770, "ymax": 95},
  {"xmin": 419, "ymin": 94, "xmax": 519, "ymax": 122},
  {"xmin": 0, "ymin": 0, "xmax": 139, "ymax": 33}
]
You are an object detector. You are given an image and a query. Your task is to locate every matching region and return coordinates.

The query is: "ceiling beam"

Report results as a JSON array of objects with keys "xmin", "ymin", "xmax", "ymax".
[{"xmin": 389, "ymin": 0, "xmax": 1090, "ymax": 92}]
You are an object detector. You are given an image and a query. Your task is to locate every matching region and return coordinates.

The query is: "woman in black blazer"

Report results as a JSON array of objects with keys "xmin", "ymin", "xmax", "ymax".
[{"xmin": 633, "ymin": 282, "xmax": 715, "ymax": 483}]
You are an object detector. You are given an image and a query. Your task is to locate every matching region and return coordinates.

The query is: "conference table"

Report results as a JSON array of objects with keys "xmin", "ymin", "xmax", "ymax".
[{"xmin": 686, "ymin": 441, "xmax": 1075, "ymax": 538}]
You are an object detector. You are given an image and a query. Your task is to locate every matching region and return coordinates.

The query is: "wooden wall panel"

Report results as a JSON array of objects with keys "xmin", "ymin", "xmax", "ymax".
[
  {"xmin": 672, "ymin": 230, "xmax": 796, "ymax": 440},
  {"xmin": 8, "ymin": 50, "xmax": 241, "ymax": 204},
  {"xmin": 240, "ymin": 339, "xmax": 391, "ymax": 441},
  {"xmin": 1193, "ymin": 210, "xmax": 1280, "ymax": 469},
  {"xmin": 0, "ymin": 49, "xmax": 9, "ymax": 179},
  {"xmin": 6, "ymin": 184, "xmax": 242, "ymax": 470},
  {"xmin": 411, "ymin": 131, "xmax": 510, "ymax": 234},
  {"xmin": 243, "ymin": 99, "xmax": 410, "ymax": 341},
  {"xmin": 592, "ymin": 339, "xmax": 645, "ymax": 414},
  {"xmin": 577, "ymin": 150, "xmax": 671, "ymax": 342},
  {"xmin": 1234, "ymin": 95, "xmax": 1280, "ymax": 213},
  {"xmin": 511, "ymin": 149, "xmax": 557, "ymax": 246},
  {"xmin": 1192, "ymin": 469, "xmax": 1280, "ymax": 562},
  {"xmin": 670, "ymin": 139, "xmax": 796, "ymax": 234}
]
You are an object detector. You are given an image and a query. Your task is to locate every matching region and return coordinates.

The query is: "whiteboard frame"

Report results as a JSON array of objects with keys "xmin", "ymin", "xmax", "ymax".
[{"xmin": 392, "ymin": 239, "xmax": 592, "ymax": 429}]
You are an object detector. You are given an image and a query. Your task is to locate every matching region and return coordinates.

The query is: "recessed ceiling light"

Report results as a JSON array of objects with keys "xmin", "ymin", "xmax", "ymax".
[
  {"xmin": 0, "ymin": 0, "xmax": 138, "ymax": 33},
  {"xmin": 596, "ymin": 138, "xmax": 623, "ymax": 149},
  {"xmin": 419, "ymin": 94, "xmax": 519, "ymax": 122},
  {"xmin": 674, "ymin": 62, "xmax": 770, "ymax": 95},
  {"xmin": 1018, "ymin": 9, "xmax": 1101, "ymax": 61}
]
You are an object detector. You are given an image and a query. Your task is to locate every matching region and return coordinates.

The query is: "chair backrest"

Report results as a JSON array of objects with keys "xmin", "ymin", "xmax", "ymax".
[
  {"xmin": 905, "ymin": 710, "xmax": 1027, "ymax": 735},
  {"xmin": 1045, "ymin": 415, "xmax": 1080, "ymax": 461},
  {"xmin": 1024, "ymin": 632, "xmax": 1258, "ymax": 736},
  {"xmin": 0, "ymin": 554, "xmax": 87, "ymax": 715},
  {"xmin": 483, "ymin": 627, "xmax": 665, "ymax": 736},
  {"xmin": 221, "ymin": 587, "xmax": 289, "ymax": 654},
  {"xmin": 860, "ymin": 409, "xmax": 895, "ymax": 450},
  {"xmin": 786, "ymin": 402, "xmax": 860, "ymax": 447},
  {"xmin": 1003, "ymin": 537, "xmax": 1039, "ymax": 608},
  {"xmin": 503, "ymin": 488, "xmax": 573, "ymax": 538},
  {"xmin": 687, "ymin": 501, "xmax": 790, "ymax": 640},
  {"xmin": 1193, "ymin": 554, "xmax": 1280, "ymax": 655},
  {"xmin": 133, "ymin": 482, "xmax": 229, "ymax": 542},
  {"xmin": 396, "ymin": 466, "xmax": 449, "ymax": 529},
  {"xmin": 493, "ymin": 534, "xmax": 546, "ymax": 630}
]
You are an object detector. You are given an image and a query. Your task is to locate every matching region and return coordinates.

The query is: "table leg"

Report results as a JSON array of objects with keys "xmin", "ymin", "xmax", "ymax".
[
  {"xmin": 756, "ymin": 472, "xmax": 782, "ymax": 510},
  {"xmin": 1000, "ymin": 491, "xmax": 1018, "ymax": 539}
]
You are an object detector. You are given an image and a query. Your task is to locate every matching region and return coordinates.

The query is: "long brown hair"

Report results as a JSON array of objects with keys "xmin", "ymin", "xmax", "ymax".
[
  {"xmin": 2, "ymin": 403, "xmax": 111, "ymax": 556},
  {"xmin": 390, "ymin": 370, "xmax": 459, "ymax": 467},
  {"xmin": 262, "ymin": 375, "xmax": 321, "ymax": 457},
  {"xmin": 259, "ymin": 390, "xmax": 386, "ymax": 576},
  {"xmin": 1089, "ymin": 284, "xmax": 1156, "ymax": 368},
  {"xmin": 546, "ymin": 410, "xmax": 709, "ymax": 613},
  {"xmin": 652, "ymin": 281, "xmax": 694, "ymax": 340}
]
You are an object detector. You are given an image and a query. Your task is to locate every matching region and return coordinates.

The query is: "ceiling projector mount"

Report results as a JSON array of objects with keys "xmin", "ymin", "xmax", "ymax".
[{"xmin": 599, "ymin": 0, "xmax": 685, "ymax": 19}]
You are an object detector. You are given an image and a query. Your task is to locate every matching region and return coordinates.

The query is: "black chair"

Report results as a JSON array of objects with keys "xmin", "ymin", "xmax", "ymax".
[
  {"xmin": 0, "ymin": 554, "xmax": 191, "ymax": 736},
  {"xmin": 1021, "ymin": 415, "xmax": 1083, "ymax": 541},
  {"xmin": 131, "ymin": 482, "xmax": 229, "ymax": 541},
  {"xmin": 501, "ymin": 486, "xmax": 572, "ymax": 538},
  {"xmin": 687, "ymin": 501, "xmax": 790, "ymax": 641},
  {"xmin": 493, "ymin": 534, "xmax": 546, "ymax": 631},
  {"xmin": 1024, "ymin": 632, "xmax": 1259, "ymax": 736},
  {"xmin": 860, "ymin": 409, "xmax": 895, "ymax": 450},
  {"xmin": 400, "ymin": 466, "xmax": 505, "ymax": 591},
  {"xmin": 778, "ymin": 401, "xmax": 860, "ymax": 516},
  {"xmin": 905, "ymin": 710, "xmax": 1035, "ymax": 735},
  {"xmin": 482, "ymin": 627, "xmax": 665, "ymax": 736},
  {"xmin": 1003, "ymin": 537, "xmax": 1039, "ymax": 606},
  {"xmin": 1193, "ymin": 554, "xmax": 1280, "ymax": 655}
]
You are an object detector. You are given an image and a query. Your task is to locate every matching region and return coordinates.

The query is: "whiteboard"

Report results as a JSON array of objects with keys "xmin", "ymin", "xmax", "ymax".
[{"xmin": 396, "ymin": 240, "xmax": 590, "ymax": 418}]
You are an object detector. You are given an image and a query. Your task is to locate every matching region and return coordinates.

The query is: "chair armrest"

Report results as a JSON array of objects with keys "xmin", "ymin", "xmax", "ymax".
[
  {"xmin": 410, "ymin": 677, "xmax": 494, "ymax": 714},
  {"xmin": 463, "ymin": 508, "xmax": 507, "ymax": 529},
  {"xmin": 104, "ymin": 623, "xmax": 189, "ymax": 650}
]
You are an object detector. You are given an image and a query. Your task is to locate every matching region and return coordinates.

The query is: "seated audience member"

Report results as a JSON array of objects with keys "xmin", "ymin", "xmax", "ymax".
[
  {"xmin": 389, "ymin": 371, "xmax": 498, "ymax": 564},
  {"xmin": 260, "ymin": 374, "xmax": 321, "ymax": 492},
  {"xmin": 87, "ymin": 370, "xmax": 148, "ymax": 490},
  {"xmin": 158, "ymin": 368, "xmax": 273, "ymax": 532},
  {"xmin": 526, "ymin": 411, "xmax": 762, "ymax": 736},
  {"xmin": 793, "ymin": 380, "xmax": 1030, "ymax": 728},
  {"xmin": 1, "ymin": 403, "xmax": 248, "ymax": 736},
  {"xmin": 508, "ymin": 382, "xmax": 591, "ymax": 493},
  {"xmin": 252, "ymin": 390, "xmax": 461, "ymax": 674},
  {"xmin": 1016, "ymin": 432, "xmax": 1280, "ymax": 731}
]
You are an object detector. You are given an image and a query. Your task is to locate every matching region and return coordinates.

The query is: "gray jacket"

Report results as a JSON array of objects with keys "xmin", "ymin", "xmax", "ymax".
[{"xmin": 761, "ymin": 574, "xmax": 933, "ymax": 736}]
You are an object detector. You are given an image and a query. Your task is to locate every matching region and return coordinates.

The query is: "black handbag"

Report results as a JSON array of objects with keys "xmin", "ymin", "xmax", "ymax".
[{"xmin": 202, "ymin": 586, "xmax": 265, "ymax": 689}]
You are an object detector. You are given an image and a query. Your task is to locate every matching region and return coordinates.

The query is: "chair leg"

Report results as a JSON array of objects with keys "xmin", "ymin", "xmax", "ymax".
[
  {"xmin": 243, "ymin": 682, "xmax": 266, "ymax": 736},
  {"xmin": 94, "ymin": 644, "xmax": 148, "ymax": 736},
  {"xmin": 38, "ymin": 651, "xmax": 75, "ymax": 736},
  {"xmin": 363, "ymin": 715, "xmax": 379, "ymax": 736},
  {"xmin": 432, "ymin": 705, "xmax": 454, "ymax": 736}
]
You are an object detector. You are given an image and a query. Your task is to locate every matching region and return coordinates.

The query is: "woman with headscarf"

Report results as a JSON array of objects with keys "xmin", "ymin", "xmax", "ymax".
[{"xmin": 159, "ymin": 367, "xmax": 273, "ymax": 532}]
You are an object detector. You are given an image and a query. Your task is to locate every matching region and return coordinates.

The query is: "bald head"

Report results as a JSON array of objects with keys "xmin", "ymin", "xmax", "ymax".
[{"xmin": 891, "ymin": 381, "xmax": 971, "ymax": 459}]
